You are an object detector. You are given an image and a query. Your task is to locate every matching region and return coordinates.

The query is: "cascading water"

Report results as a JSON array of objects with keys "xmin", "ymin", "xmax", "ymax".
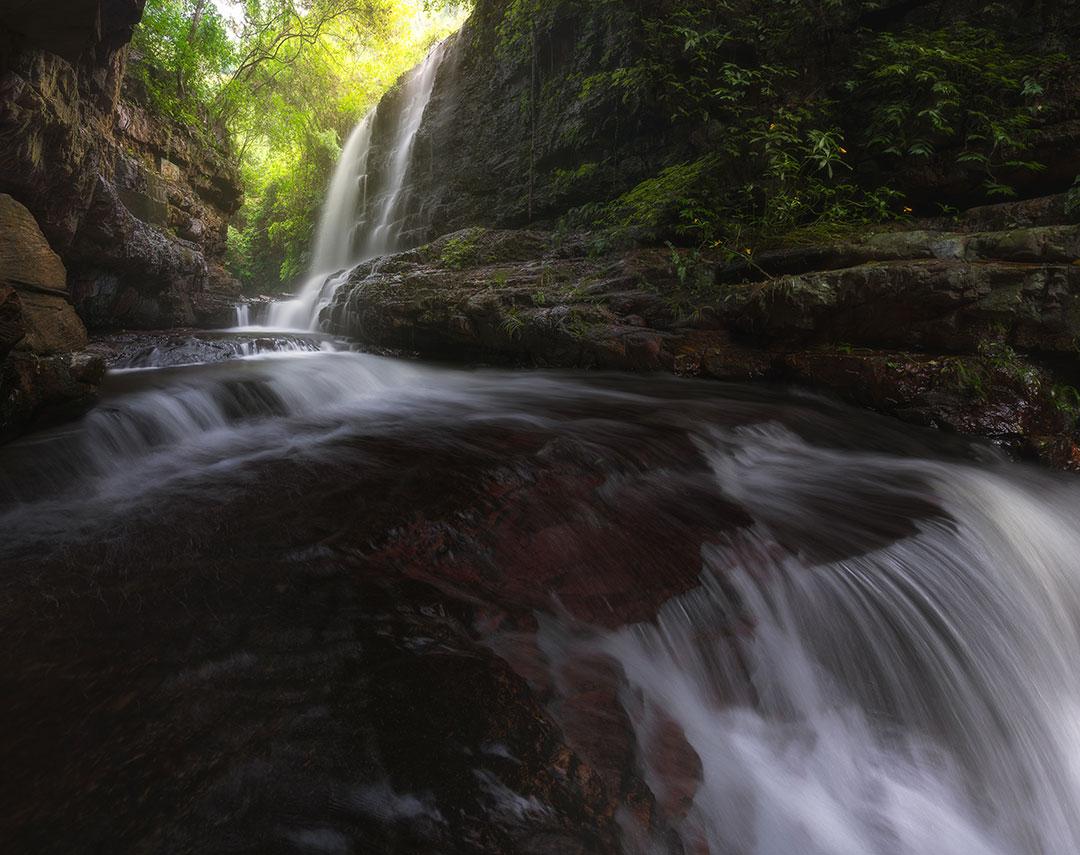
[
  {"xmin": 6, "ymin": 352, "xmax": 1080, "ymax": 852},
  {"xmin": 266, "ymin": 114, "xmax": 376, "ymax": 330},
  {"xmin": 266, "ymin": 40, "xmax": 448, "ymax": 331},
  {"xmin": 537, "ymin": 423, "xmax": 1080, "ymax": 855},
  {"xmin": 359, "ymin": 38, "xmax": 449, "ymax": 260}
]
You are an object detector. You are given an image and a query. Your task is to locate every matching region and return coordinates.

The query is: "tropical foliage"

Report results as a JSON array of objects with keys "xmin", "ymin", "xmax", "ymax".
[
  {"xmin": 558, "ymin": 0, "xmax": 1063, "ymax": 254},
  {"xmin": 132, "ymin": 0, "xmax": 466, "ymax": 290}
]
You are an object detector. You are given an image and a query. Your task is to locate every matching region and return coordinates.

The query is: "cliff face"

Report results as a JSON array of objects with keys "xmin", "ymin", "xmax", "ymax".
[
  {"xmin": 358, "ymin": 0, "xmax": 1080, "ymax": 247},
  {"xmin": 0, "ymin": 0, "xmax": 243, "ymax": 439},
  {"xmin": 360, "ymin": 0, "xmax": 678, "ymax": 246},
  {"xmin": 324, "ymin": 0, "xmax": 1080, "ymax": 468},
  {"xmin": 70, "ymin": 79, "xmax": 243, "ymax": 329},
  {"xmin": 0, "ymin": 0, "xmax": 242, "ymax": 332}
]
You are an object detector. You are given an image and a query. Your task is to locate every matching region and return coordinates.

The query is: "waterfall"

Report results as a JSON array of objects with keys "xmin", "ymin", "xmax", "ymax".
[
  {"xmin": 360, "ymin": 38, "xmax": 449, "ymax": 260},
  {"xmin": 266, "ymin": 40, "xmax": 448, "ymax": 331},
  {"xmin": 233, "ymin": 303, "xmax": 251, "ymax": 328},
  {"xmin": 534, "ymin": 422, "xmax": 1080, "ymax": 855},
  {"xmin": 266, "ymin": 114, "xmax": 376, "ymax": 331}
]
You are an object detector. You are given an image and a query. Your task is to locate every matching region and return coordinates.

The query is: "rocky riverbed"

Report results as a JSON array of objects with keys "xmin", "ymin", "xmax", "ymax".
[
  {"xmin": 323, "ymin": 196, "xmax": 1080, "ymax": 469},
  {"xmin": 0, "ymin": 341, "xmax": 1015, "ymax": 853}
]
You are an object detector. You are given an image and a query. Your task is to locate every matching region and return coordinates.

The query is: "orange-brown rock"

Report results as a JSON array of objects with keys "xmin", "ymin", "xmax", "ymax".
[
  {"xmin": 0, "ymin": 194, "xmax": 99, "ymax": 438},
  {"xmin": 0, "ymin": 194, "xmax": 87, "ymax": 354}
]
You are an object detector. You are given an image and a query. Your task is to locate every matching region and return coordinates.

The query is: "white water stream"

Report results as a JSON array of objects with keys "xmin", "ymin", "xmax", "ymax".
[
  {"xmin": 4, "ymin": 346, "xmax": 1080, "ymax": 853},
  {"xmin": 266, "ymin": 40, "xmax": 448, "ymax": 331},
  {"xmin": 540, "ymin": 423, "xmax": 1080, "ymax": 854}
]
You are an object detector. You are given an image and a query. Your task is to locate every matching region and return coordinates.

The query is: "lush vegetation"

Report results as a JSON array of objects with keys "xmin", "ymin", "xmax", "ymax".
[
  {"xmin": 130, "ymin": 0, "xmax": 1072, "ymax": 289},
  {"xmin": 553, "ymin": 0, "xmax": 1066, "ymax": 258},
  {"xmin": 131, "ymin": 0, "xmax": 466, "ymax": 291}
]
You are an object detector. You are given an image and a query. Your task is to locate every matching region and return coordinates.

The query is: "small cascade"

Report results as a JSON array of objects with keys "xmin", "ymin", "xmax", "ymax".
[
  {"xmin": 266, "ymin": 40, "xmax": 449, "ymax": 331},
  {"xmin": 233, "ymin": 303, "xmax": 251, "ymax": 328},
  {"xmin": 547, "ymin": 425, "xmax": 1080, "ymax": 855},
  {"xmin": 108, "ymin": 332, "xmax": 330, "ymax": 371}
]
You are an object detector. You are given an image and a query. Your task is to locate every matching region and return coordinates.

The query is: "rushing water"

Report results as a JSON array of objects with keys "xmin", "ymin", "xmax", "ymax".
[
  {"xmin": 266, "ymin": 41, "xmax": 448, "ymax": 332},
  {"xmin": 10, "ymin": 28, "xmax": 1080, "ymax": 855},
  {"xmin": 359, "ymin": 39, "xmax": 449, "ymax": 261},
  {"xmin": 3, "ymin": 338, "xmax": 1080, "ymax": 853},
  {"xmin": 541, "ymin": 428, "xmax": 1080, "ymax": 854}
]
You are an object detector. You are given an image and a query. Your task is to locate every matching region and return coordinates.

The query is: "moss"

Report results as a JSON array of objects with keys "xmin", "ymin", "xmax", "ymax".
[{"xmin": 439, "ymin": 227, "xmax": 489, "ymax": 269}]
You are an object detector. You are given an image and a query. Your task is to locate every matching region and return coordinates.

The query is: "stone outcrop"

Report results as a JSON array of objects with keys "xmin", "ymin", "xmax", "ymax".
[
  {"xmin": 0, "ymin": 0, "xmax": 243, "ymax": 439},
  {"xmin": 356, "ymin": 0, "xmax": 680, "ymax": 247},
  {"xmin": 324, "ymin": 203, "xmax": 1080, "ymax": 469},
  {"xmin": 0, "ymin": 0, "xmax": 242, "ymax": 333},
  {"xmin": 0, "ymin": 194, "xmax": 103, "ymax": 439}
]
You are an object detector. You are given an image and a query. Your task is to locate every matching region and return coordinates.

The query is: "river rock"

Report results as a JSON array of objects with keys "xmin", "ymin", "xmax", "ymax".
[{"xmin": 325, "ymin": 212, "xmax": 1080, "ymax": 469}]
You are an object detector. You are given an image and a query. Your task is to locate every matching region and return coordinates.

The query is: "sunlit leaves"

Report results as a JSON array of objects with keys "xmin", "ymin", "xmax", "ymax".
[{"xmin": 133, "ymin": 0, "xmax": 468, "ymax": 289}]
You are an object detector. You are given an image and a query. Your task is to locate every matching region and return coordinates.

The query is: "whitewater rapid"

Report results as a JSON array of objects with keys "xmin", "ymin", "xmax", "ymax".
[{"xmin": 3, "ymin": 342, "xmax": 1080, "ymax": 854}]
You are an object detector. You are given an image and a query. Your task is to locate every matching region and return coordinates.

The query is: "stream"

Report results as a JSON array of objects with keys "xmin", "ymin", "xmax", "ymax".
[
  {"xmin": 4, "ymin": 330, "xmax": 1080, "ymax": 854},
  {"xmin": 6, "ymin": 29, "xmax": 1080, "ymax": 855}
]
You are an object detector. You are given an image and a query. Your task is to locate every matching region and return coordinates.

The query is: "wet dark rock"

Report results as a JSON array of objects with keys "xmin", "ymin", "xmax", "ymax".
[
  {"xmin": 84, "ymin": 330, "xmax": 327, "ymax": 369},
  {"xmin": 0, "ymin": 348, "xmax": 104, "ymax": 440},
  {"xmin": 0, "ymin": 344, "xmax": 1012, "ymax": 850},
  {"xmin": 2, "ymin": 373, "xmax": 798, "ymax": 851},
  {"xmin": 325, "ymin": 211, "xmax": 1080, "ymax": 469}
]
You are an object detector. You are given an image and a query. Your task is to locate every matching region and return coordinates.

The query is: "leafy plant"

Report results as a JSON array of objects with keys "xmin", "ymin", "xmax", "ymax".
[
  {"xmin": 501, "ymin": 307, "xmax": 526, "ymax": 339},
  {"xmin": 1065, "ymin": 175, "xmax": 1080, "ymax": 222},
  {"xmin": 949, "ymin": 358, "xmax": 986, "ymax": 398},
  {"xmin": 1051, "ymin": 384, "xmax": 1080, "ymax": 421},
  {"xmin": 848, "ymin": 23, "xmax": 1055, "ymax": 197}
]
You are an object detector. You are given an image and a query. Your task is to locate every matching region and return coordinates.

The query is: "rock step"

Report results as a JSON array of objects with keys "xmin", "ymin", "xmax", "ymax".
[
  {"xmin": 721, "ymin": 257, "xmax": 1080, "ymax": 355},
  {"xmin": 719, "ymin": 222, "xmax": 1080, "ymax": 283},
  {"xmin": 322, "ymin": 224, "xmax": 1080, "ymax": 468}
]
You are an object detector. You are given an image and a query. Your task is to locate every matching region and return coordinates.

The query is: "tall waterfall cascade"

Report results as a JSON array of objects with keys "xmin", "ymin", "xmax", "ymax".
[{"xmin": 267, "ymin": 40, "xmax": 450, "ymax": 331}]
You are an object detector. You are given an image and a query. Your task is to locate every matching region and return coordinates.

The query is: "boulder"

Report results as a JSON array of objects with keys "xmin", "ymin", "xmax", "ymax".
[
  {"xmin": 0, "ymin": 194, "xmax": 88, "ymax": 354},
  {"xmin": 0, "ymin": 284, "xmax": 25, "ymax": 358},
  {"xmin": 0, "ymin": 349, "xmax": 104, "ymax": 442},
  {"xmin": 0, "ymin": 195, "xmax": 99, "ymax": 439}
]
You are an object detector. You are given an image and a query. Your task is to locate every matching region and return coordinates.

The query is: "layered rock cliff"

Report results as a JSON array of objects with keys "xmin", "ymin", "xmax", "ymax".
[
  {"xmin": 359, "ymin": 0, "xmax": 1080, "ymax": 244},
  {"xmin": 0, "ymin": 1, "xmax": 242, "ymax": 330},
  {"xmin": 322, "ymin": 0, "xmax": 1080, "ymax": 468},
  {"xmin": 0, "ymin": 194, "xmax": 103, "ymax": 439},
  {"xmin": 0, "ymin": 0, "xmax": 242, "ymax": 438}
]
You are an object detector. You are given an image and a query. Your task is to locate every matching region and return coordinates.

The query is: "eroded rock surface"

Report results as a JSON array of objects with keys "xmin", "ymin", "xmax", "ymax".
[
  {"xmin": 0, "ymin": 194, "xmax": 102, "ymax": 439},
  {"xmin": 325, "ymin": 208, "xmax": 1080, "ymax": 468},
  {"xmin": 0, "ymin": 0, "xmax": 242, "ymax": 332}
]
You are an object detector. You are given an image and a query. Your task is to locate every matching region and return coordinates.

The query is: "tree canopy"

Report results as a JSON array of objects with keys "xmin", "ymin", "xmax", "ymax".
[{"xmin": 131, "ymin": 0, "xmax": 468, "ymax": 290}]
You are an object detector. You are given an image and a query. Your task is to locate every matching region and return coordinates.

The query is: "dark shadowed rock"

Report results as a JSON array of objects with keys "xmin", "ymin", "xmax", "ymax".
[
  {"xmin": 0, "ymin": 0, "xmax": 241, "ymax": 333},
  {"xmin": 324, "ymin": 213, "xmax": 1080, "ymax": 469}
]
